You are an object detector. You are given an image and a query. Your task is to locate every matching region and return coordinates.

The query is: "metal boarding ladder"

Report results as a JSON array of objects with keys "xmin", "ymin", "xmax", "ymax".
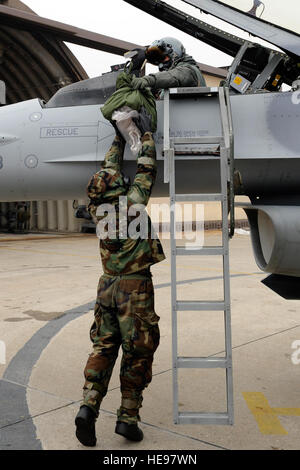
[{"xmin": 163, "ymin": 86, "xmax": 234, "ymax": 425}]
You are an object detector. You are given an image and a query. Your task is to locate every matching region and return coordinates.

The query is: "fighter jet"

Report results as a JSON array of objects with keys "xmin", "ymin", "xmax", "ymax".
[{"xmin": 1, "ymin": 0, "xmax": 300, "ymax": 291}]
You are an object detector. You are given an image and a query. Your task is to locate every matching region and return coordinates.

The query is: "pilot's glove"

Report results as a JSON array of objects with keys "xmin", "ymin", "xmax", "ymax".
[
  {"xmin": 129, "ymin": 48, "xmax": 147, "ymax": 77},
  {"xmin": 131, "ymin": 76, "xmax": 151, "ymax": 90}
]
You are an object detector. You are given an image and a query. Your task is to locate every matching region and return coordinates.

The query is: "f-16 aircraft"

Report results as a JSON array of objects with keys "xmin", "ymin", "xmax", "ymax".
[{"xmin": 1, "ymin": 0, "xmax": 300, "ymax": 292}]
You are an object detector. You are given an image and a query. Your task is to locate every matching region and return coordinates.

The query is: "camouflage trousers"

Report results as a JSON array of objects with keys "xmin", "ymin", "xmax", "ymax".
[{"xmin": 83, "ymin": 269, "xmax": 160, "ymax": 424}]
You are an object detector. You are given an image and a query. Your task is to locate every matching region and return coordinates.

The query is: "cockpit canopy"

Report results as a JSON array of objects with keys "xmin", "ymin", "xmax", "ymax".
[
  {"xmin": 213, "ymin": 0, "xmax": 299, "ymax": 36},
  {"xmin": 45, "ymin": 70, "xmax": 121, "ymax": 108}
]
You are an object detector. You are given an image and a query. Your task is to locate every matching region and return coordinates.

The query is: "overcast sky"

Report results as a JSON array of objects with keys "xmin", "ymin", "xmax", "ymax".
[{"xmin": 24, "ymin": 0, "xmax": 282, "ymax": 78}]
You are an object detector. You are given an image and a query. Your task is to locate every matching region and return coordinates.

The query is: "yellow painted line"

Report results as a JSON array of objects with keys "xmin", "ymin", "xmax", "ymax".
[
  {"xmin": 273, "ymin": 408, "xmax": 300, "ymax": 417},
  {"xmin": 243, "ymin": 392, "xmax": 288, "ymax": 435}
]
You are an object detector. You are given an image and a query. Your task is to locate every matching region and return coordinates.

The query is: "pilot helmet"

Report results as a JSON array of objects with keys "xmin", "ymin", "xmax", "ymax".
[{"xmin": 146, "ymin": 37, "xmax": 185, "ymax": 71}]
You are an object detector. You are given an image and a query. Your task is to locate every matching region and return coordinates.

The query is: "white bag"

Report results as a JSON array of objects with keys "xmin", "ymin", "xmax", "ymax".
[{"xmin": 112, "ymin": 106, "xmax": 142, "ymax": 157}]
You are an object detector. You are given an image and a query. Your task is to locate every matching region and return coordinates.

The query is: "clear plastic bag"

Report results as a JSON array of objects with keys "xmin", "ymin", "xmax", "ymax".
[{"xmin": 112, "ymin": 106, "xmax": 142, "ymax": 157}]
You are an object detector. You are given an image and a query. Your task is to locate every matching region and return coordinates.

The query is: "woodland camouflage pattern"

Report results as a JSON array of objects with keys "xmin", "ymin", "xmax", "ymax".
[
  {"xmin": 83, "ymin": 266, "xmax": 160, "ymax": 423},
  {"xmin": 82, "ymin": 131, "xmax": 164, "ymax": 424},
  {"xmin": 87, "ymin": 132, "xmax": 165, "ymax": 275}
]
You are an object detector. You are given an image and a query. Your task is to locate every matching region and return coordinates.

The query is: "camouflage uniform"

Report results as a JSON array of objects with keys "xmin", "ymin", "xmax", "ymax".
[{"xmin": 82, "ymin": 132, "xmax": 165, "ymax": 424}]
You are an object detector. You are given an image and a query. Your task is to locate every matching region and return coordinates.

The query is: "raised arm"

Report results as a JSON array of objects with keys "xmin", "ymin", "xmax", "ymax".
[
  {"xmin": 127, "ymin": 132, "xmax": 157, "ymax": 208},
  {"xmin": 101, "ymin": 134, "xmax": 126, "ymax": 172},
  {"xmin": 132, "ymin": 63, "xmax": 206, "ymax": 92},
  {"xmin": 86, "ymin": 135, "xmax": 125, "ymax": 219}
]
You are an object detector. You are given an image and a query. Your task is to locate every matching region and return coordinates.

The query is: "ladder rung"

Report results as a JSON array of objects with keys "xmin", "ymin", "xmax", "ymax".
[
  {"xmin": 169, "ymin": 86, "xmax": 219, "ymax": 96},
  {"xmin": 165, "ymin": 86, "xmax": 234, "ymax": 427},
  {"xmin": 176, "ymin": 246, "xmax": 224, "ymax": 256},
  {"xmin": 175, "ymin": 194, "xmax": 224, "ymax": 202},
  {"xmin": 173, "ymin": 137, "xmax": 222, "ymax": 145},
  {"xmin": 174, "ymin": 155, "xmax": 220, "ymax": 160},
  {"xmin": 178, "ymin": 412, "xmax": 230, "ymax": 425},
  {"xmin": 177, "ymin": 357, "xmax": 228, "ymax": 369},
  {"xmin": 176, "ymin": 301, "xmax": 225, "ymax": 311}
]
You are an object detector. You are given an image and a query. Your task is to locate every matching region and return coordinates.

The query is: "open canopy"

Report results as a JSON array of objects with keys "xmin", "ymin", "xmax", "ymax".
[
  {"xmin": 183, "ymin": 0, "xmax": 300, "ymax": 57},
  {"xmin": 213, "ymin": 0, "xmax": 299, "ymax": 36}
]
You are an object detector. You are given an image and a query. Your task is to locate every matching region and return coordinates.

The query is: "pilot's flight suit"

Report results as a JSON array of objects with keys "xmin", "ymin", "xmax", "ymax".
[
  {"xmin": 82, "ymin": 132, "xmax": 165, "ymax": 425},
  {"xmin": 132, "ymin": 54, "xmax": 206, "ymax": 92}
]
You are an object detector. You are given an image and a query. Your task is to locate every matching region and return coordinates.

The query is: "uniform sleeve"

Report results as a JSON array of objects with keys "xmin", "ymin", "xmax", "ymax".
[
  {"xmin": 144, "ymin": 64, "xmax": 199, "ymax": 91},
  {"xmin": 101, "ymin": 135, "xmax": 125, "ymax": 172},
  {"xmin": 127, "ymin": 132, "xmax": 157, "ymax": 207},
  {"xmin": 86, "ymin": 135, "xmax": 125, "ymax": 219}
]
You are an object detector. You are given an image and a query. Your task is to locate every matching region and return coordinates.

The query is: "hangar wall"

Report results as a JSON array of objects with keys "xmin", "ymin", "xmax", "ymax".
[
  {"xmin": 0, "ymin": 0, "xmax": 90, "ymax": 233},
  {"xmin": 0, "ymin": 0, "xmax": 88, "ymax": 104}
]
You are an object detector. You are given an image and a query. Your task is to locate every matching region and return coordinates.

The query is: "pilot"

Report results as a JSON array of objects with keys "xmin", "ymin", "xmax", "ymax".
[
  {"xmin": 131, "ymin": 37, "xmax": 206, "ymax": 94},
  {"xmin": 75, "ymin": 112, "xmax": 165, "ymax": 447}
]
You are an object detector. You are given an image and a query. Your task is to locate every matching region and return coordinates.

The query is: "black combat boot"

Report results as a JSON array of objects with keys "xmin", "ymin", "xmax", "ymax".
[
  {"xmin": 75, "ymin": 405, "xmax": 97, "ymax": 447},
  {"xmin": 115, "ymin": 421, "xmax": 144, "ymax": 442}
]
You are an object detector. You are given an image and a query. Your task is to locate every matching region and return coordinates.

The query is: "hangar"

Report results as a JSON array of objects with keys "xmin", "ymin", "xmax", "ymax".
[
  {"xmin": 0, "ymin": 0, "xmax": 88, "ymax": 104},
  {"xmin": 0, "ymin": 0, "xmax": 231, "ymax": 234}
]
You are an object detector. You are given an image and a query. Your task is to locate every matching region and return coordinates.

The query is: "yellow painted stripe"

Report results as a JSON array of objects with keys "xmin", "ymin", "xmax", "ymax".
[
  {"xmin": 273, "ymin": 408, "xmax": 300, "ymax": 417},
  {"xmin": 243, "ymin": 392, "xmax": 288, "ymax": 435}
]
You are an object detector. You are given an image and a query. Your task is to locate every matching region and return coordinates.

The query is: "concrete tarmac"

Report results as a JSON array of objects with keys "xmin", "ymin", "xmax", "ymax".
[{"xmin": 1, "ymin": 230, "xmax": 300, "ymax": 450}]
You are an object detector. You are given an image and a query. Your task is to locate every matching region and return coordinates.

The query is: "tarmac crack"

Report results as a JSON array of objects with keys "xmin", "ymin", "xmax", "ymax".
[
  {"xmin": 98, "ymin": 408, "xmax": 229, "ymax": 450},
  {"xmin": 2, "ymin": 321, "xmax": 299, "ymax": 429},
  {"xmin": 0, "ymin": 398, "xmax": 228, "ymax": 451},
  {"xmin": 216, "ymin": 322, "xmax": 300, "ymax": 356},
  {"xmin": 0, "ymin": 377, "xmax": 77, "ymax": 405},
  {"xmin": 2, "ymin": 291, "xmax": 299, "ymax": 450},
  {"xmin": 106, "ymin": 323, "xmax": 300, "ymax": 386}
]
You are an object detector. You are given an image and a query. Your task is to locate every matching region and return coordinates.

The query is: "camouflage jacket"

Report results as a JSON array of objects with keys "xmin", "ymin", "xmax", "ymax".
[{"xmin": 87, "ymin": 133, "xmax": 165, "ymax": 276}]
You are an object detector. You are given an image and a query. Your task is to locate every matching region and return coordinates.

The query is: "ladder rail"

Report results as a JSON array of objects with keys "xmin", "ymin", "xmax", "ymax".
[
  {"xmin": 220, "ymin": 142, "xmax": 234, "ymax": 424},
  {"xmin": 163, "ymin": 86, "xmax": 234, "ymax": 426},
  {"xmin": 219, "ymin": 86, "xmax": 236, "ymax": 238},
  {"xmin": 170, "ymin": 145, "xmax": 179, "ymax": 423},
  {"xmin": 164, "ymin": 90, "xmax": 179, "ymax": 422},
  {"xmin": 218, "ymin": 87, "xmax": 234, "ymax": 424},
  {"xmin": 163, "ymin": 89, "xmax": 171, "ymax": 184},
  {"xmin": 223, "ymin": 87, "xmax": 235, "ymax": 421},
  {"xmin": 225, "ymin": 85, "xmax": 236, "ymax": 239}
]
